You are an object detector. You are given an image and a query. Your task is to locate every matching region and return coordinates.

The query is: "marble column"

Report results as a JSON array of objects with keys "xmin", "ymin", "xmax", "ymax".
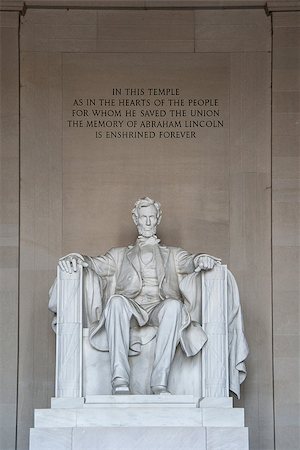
[
  {"xmin": 56, "ymin": 267, "xmax": 83, "ymax": 398},
  {"xmin": 201, "ymin": 265, "xmax": 229, "ymax": 397}
]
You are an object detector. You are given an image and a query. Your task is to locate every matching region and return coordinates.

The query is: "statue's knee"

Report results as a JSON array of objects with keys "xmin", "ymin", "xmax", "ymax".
[
  {"xmin": 107, "ymin": 295, "xmax": 126, "ymax": 311},
  {"xmin": 162, "ymin": 299, "xmax": 182, "ymax": 316}
]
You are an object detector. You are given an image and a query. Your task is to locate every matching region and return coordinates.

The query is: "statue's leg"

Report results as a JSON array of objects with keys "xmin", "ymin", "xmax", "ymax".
[
  {"xmin": 148, "ymin": 299, "xmax": 183, "ymax": 392},
  {"xmin": 104, "ymin": 295, "xmax": 133, "ymax": 392}
]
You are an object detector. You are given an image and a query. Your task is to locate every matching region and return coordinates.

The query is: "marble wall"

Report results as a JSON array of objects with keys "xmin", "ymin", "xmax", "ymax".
[
  {"xmin": 18, "ymin": 8, "xmax": 272, "ymax": 450},
  {"xmin": 272, "ymin": 12, "xmax": 300, "ymax": 449},
  {"xmin": 0, "ymin": 10, "xmax": 19, "ymax": 450},
  {"xmin": 0, "ymin": 2, "xmax": 299, "ymax": 450}
]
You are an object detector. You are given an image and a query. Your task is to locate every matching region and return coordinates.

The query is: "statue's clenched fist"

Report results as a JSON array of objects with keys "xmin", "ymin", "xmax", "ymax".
[
  {"xmin": 58, "ymin": 254, "xmax": 88, "ymax": 274},
  {"xmin": 194, "ymin": 254, "xmax": 221, "ymax": 272}
]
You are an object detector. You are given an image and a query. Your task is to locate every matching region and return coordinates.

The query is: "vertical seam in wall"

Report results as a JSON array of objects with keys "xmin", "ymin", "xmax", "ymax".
[
  {"xmin": 71, "ymin": 427, "xmax": 74, "ymax": 450},
  {"xmin": 193, "ymin": 9, "xmax": 196, "ymax": 53},
  {"xmin": 62, "ymin": 54, "xmax": 64, "ymax": 256},
  {"xmin": 228, "ymin": 52, "xmax": 231, "ymax": 271},
  {"xmin": 16, "ymin": 11, "xmax": 21, "ymax": 450},
  {"xmin": 47, "ymin": 50, "xmax": 51, "ymax": 408},
  {"xmin": 270, "ymin": 11, "xmax": 276, "ymax": 450}
]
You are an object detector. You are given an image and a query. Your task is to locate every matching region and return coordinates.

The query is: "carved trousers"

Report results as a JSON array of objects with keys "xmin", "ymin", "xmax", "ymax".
[{"xmin": 104, "ymin": 295, "xmax": 183, "ymax": 389}]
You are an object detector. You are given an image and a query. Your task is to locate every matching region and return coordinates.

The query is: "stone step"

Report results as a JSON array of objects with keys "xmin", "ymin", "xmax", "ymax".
[
  {"xmin": 85, "ymin": 394, "xmax": 196, "ymax": 405},
  {"xmin": 51, "ymin": 395, "xmax": 233, "ymax": 409},
  {"xmin": 30, "ymin": 426, "xmax": 249, "ymax": 450},
  {"xmin": 34, "ymin": 406, "xmax": 244, "ymax": 428}
]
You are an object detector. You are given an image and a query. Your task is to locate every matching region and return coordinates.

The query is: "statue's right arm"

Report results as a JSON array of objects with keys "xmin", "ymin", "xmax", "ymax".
[
  {"xmin": 58, "ymin": 249, "xmax": 117, "ymax": 277},
  {"xmin": 82, "ymin": 250, "xmax": 117, "ymax": 277}
]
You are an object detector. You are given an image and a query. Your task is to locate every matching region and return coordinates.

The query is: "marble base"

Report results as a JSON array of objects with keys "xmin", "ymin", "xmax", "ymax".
[
  {"xmin": 30, "ymin": 426, "xmax": 249, "ymax": 450},
  {"xmin": 51, "ymin": 397, "xmax": 85, "ymax": 409},
  {"xmin": 35, "ymin": 406, "xmax": 244, "ymax": 428},
  {"xmin": 30, "ymin": 396, "xmax": 249, "ymax": 450}
]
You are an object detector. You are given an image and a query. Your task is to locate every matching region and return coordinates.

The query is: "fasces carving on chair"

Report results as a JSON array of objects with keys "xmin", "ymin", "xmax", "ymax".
[{"xmin": 49, "ymin": 197, "xmax": 248, "ymax": 398}]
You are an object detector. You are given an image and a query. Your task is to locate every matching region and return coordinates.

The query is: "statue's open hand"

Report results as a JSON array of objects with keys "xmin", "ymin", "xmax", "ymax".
[
  {"xmin": 194, "ymin": 254, "xmax": 221, "ymax": 272},
  {"xmin": 58, "ymin": 255, "xmax": 88, "ymax": 274}
]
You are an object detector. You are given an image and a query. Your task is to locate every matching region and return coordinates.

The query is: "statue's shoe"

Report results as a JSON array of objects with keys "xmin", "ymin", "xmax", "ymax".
[
  {"xmin": 151, "ymin": 385, "xmax": 171, "ymax": 395},
  {"xmin": 112, "ymin": 385, "xmax": 131, "ymax": 395}
]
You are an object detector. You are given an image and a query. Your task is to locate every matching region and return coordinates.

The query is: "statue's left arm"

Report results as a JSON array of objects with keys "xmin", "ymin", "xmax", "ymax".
[{"xmin": 175, "ymin": 248, "xmax": 221, "ymax": 274}]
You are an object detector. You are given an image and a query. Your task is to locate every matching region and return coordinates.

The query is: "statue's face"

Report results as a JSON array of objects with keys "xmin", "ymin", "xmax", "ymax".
[{"xmin": 136, "ymin": 205, "xmax": 159, "ymax": 237}]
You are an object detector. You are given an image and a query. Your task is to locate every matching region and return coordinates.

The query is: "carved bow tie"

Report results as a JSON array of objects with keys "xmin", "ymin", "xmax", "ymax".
[{"xmin": 137, "ymin": 235, "xmax": 161, "ymax": 247}]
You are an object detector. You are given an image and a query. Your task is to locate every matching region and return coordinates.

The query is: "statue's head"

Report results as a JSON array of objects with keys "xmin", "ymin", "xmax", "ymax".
[{"xmin": 132, "ymin": 197, "xmax": 162, "ymax": 237}]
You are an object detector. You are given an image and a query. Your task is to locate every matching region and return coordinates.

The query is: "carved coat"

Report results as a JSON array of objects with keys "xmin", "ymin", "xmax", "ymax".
[{"xmin": 81, "ymin": 244, "xmax": 208, "ymax": 358}]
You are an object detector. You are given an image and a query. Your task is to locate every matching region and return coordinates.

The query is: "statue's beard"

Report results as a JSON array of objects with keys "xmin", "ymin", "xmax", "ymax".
[{"xmin": 137, "ymin": 224, "xmax": 157, "ymax": 237}]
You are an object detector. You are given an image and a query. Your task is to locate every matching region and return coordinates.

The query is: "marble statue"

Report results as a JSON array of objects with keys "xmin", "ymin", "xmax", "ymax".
[{"xmin": 49, "ymin": 197, "xmax": 249, "ymax": 397}]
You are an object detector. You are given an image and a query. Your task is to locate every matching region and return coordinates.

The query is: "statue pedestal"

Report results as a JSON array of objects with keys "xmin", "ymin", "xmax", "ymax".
[{"xmin": 30, "ymin": 396, "xmax": 249, "ymax": 450}]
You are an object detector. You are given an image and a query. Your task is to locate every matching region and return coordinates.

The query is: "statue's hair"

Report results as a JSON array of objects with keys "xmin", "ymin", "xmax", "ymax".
[{"xmin": 132, "ymin": 197, "xmax": 162, "ymax": 224}]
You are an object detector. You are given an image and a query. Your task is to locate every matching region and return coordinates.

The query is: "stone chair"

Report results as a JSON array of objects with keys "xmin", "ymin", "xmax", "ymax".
[{"xmin": 54, "ymin": 264, "xmax": 230, "ymax": 400}]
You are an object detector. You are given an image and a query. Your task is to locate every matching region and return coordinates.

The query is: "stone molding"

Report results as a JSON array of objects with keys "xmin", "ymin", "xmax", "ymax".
[
  {"xmin": 267, "ymin": 1, "xmax": 300, "ymax": 11},
  {"xmin": 0, "ymin": 0, "xmax": 24, "ymax": 11},
  {"xmin": 1, "ymin": 0, "xmax": 298, "ymax": 13},
  {"xmin": 0, "ymin": 1, "xmax": 268, "ymax": 13},
  {"xmin": 23, "ymin": 0, "xmax": 266, "ymax": 6}
]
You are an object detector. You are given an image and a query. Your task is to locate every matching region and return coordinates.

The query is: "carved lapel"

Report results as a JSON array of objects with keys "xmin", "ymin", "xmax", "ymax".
[
  {"xmin": 156, "ymin": 245, "xmax": 170, "ymax": 283},
  {"xmin": 126, "ymin": 245, "xmax": 141, "ymax": 278}
]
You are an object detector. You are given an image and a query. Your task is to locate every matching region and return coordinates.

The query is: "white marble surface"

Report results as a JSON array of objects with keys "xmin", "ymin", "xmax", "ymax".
[
  {"xmin": 78, "ymin": 407, "xmax": 204, "ymax": 427},
  {"xmin": 202, "ymin": 407, "xmax": 244, "ymax": 427},
  {"xmin": 34, "ymin": 405, "xmax": 244, "ymax": 428},
  {"xmin": 51, "ymin": 397, "xmax": 84, "ymax": 409},
  {"xmin": 35, "ymin": 407, "xmax": 202, "ymax": 428},
  {"xmin": 72, "ymin": 427, "xmax": 207, "ymax": 450},
  {"xmin": 83, "ymin": 332, "xmax": 112, "ymax": 395},
  {"xmin": 83, "ymin": 330, "xmax": 204, "ymax": 396},
  {"xmin": 199, "ymin": 397, "xmax": 233, "ymax": 408},
  {"xmin": 30, "ymin": 426, "xmax": 249, "ymax": 450},
  {"xmin": 55, "ymin": 267, "xmax": 83, "ymax": 398},
  {"xmin": 32, "ymin": 393, "xmax": 247, "ymax": 449},
  {"xmin": 30, "ymin": 427, "xmax": 207, "ymax": 450},
  {"xmin": 201, "ymin": 265, "xmax": 229, "ymax": 397},
  {"xmin": 85, "ymin": 394, "xmax": 196, "ymax": 404},
  {"xmin": 34, "ymin": 409, "xmax": 77, "ymax": 428},
  {"xmin": 30, "ymin": 428, "xmax": 72, "ymax": 450},
  {"xmin": 207, "ymin": 427, "xmax": 249, "ymax": 450}
]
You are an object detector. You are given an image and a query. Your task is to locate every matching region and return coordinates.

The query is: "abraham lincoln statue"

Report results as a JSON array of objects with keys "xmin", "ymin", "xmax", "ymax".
[{"xmin": 49, "ymin": 197, "xmax": 248, "ymax": 396}]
